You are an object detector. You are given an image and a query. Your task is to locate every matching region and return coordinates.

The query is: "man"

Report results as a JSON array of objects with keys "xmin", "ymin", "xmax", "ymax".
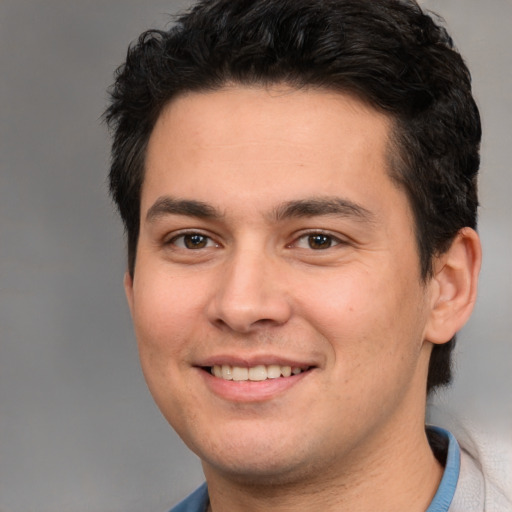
[{"xmin": 104, "ymin": 1, "xmax": 507, "ymax": 510}]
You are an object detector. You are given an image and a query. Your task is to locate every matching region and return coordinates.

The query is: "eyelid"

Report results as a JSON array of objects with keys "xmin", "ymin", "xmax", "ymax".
[
  {"xmin": 289, "ymin": 230, "xmax": 347, "ymax": 249},
  {"xmin": 164, "ymin": 229, "xmax": 220, "ymax": 249}
]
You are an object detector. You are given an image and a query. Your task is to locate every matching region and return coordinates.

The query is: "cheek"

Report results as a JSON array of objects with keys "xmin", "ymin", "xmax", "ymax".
[
  {"xmin": 131, "ymin": 277, "xmax": 205, "ymax": 423},
  {"xmin": 297, "ymin": 265, "xmax": 425, "ymax": 371},
  {"xmin": 136, "ymin": 264, "xmax": 208, "ymax": 324},
  {"xmin": 131, "ymin": 275, "xmax": 199, "ymax": 370},
  {"xmin": 296, "ymin": 267, "xmax": 384, "ymax": 333}
]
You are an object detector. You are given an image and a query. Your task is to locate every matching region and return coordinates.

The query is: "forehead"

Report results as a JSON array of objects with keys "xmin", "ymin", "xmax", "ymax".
[
  {"xmin": 142, "ymin": 85, "xmax": 400, "ymax": 218},
  {"xmin": 149, "ymin": 85, "xmax": 391, "ymax": 152}
]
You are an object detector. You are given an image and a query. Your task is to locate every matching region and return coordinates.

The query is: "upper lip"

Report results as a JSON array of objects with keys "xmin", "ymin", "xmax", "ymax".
[{"xmin": 196, "ymin": 354, "xmax": 318, "ymax": 369}]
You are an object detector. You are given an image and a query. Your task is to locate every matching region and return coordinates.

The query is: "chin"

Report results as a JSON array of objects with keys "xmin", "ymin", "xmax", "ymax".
[
  {"xmin": 190, "ymin": 425, "xmax": 327, "ymax": 486},
  {"xmin": 202, "ymin": 452, "xmax": 316, "ymax": 487}
]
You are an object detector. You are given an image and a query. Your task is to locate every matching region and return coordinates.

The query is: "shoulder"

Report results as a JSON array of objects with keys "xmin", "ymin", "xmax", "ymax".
[{"xmin": 449, "ymin": 422, "xmax": 512, "ymax": 512}]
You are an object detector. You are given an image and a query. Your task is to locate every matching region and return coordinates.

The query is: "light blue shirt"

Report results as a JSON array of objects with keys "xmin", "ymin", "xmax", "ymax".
[
  {"xmin": 425, "ymin": 427, "xmax": 461, "ymax": 512},
  {"xmin": 169, "ymin": 427, "xmax": 460, "ymax": 512}
]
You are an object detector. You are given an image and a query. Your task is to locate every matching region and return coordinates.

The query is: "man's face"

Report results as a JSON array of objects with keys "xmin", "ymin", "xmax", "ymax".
[{"xmin": 126, "ymin": 86, "xmax": 436, "ymax": 483}]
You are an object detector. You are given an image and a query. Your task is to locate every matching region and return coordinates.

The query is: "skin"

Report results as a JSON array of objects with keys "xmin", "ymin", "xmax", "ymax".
[{"xmin": 125, "ymin": 86, "xmax": 481, "ymax": 511}]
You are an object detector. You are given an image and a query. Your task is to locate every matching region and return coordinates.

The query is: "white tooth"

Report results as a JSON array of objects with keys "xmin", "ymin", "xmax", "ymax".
[
  {"xmin": 221, "ymin": 365, "xmax": 233, "ymax": 380},
  {"xmin": 292, "ymin": 367, "xmax": 302, "ymax": 375},
  {"xmin": 281, "ymin": 366, "xmax": 292, "ymax": 377},
  {"xmin": 232, "ymin": 366, "xmax": 249, "ymax": 381},
  {"xmin": 267, "ymin": 365, "xmax": 281, "ymax": 379},
  {"xmin": 249, "ymin": 365, "xmax": 267, "ymax": 381},
  {"xmin": 213, "ymin": 365, "xmax": 222, "ymax": 378}
]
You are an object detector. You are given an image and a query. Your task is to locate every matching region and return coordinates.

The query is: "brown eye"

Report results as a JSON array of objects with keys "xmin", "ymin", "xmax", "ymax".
[
  {"xmin": 183, "ymin": 234, "xmax": 208, "ymax": 249},
  {"xmin": 307, "ymin": 234, "xmax": 334, "ymax": 250},
  {"xmin": 292, "ymin": 232, "xmax": 342, "ymax": 251},
  {"xmin": 170, "ymin": 233, "xmax": 215, "ymax": 250}
]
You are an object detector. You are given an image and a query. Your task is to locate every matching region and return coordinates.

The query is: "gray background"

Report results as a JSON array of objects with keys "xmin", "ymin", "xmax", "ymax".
[{"xmin": 1, "ymin": 1, "xmax": 510, "ymax": 511}]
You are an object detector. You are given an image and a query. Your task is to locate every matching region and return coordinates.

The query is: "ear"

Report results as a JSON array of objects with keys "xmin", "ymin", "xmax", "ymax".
[
  {"xmin": 424, "ymin": 228, "xmax": 482, "ymax": 344},
  {"xmin": 123, "ymin": 271, "xmax": 135, "ymax": 316}
]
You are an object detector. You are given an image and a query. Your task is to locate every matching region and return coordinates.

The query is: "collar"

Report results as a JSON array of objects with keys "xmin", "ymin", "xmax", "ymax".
[{"xmin": 426, "ymin": 426, "xmax": 461, "ymax": 512}]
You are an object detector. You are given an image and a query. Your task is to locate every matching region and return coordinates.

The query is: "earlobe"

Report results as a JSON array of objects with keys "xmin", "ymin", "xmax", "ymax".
[
  {"xmin": 124, "ymin": 271, "xmax": 135, "ymax": 316},
  {"xmin": 424, "ymin": 228, "xmax": 482, "ymax": 344}
]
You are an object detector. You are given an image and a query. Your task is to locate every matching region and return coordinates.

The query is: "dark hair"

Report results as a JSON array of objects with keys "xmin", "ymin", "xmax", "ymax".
[{"xmin": 105, "ymin": 0, "xmax": 481, "ymax": 394}]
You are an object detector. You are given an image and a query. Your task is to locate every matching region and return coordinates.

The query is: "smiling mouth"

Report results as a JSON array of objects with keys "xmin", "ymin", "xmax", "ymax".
[{"xmin": 207, "ymin": 364, "xmax": 311, "ymax": 382}]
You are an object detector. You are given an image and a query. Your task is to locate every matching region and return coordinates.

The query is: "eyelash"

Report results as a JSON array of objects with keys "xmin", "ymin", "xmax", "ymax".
[
  {"xmin": 166, "ymin": 232, "xmax": 219, "ymax": 250},
  {"xmin": 291, "ymin": 231, "xmax": 345, "ymax": 250}
]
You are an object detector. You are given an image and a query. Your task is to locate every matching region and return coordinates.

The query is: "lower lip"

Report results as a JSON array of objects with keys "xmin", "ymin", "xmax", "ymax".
[{"xmin": 199, "ymin": 368, "xmax": 311, "ymax": 402}]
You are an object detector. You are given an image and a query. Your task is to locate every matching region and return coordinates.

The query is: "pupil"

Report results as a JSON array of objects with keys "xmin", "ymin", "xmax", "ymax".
[
  {"xmin": 185, "ymin": 234, "xmax": 207, "ymax": 249},
  {"xmin": 309, "ymin": 234, "xmax": 331, "ymax": 249}
]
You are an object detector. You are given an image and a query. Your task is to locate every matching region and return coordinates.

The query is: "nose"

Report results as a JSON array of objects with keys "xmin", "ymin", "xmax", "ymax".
[{"xmin": 206, "ymin": 247, "xmax": 293, "ymax": 333}]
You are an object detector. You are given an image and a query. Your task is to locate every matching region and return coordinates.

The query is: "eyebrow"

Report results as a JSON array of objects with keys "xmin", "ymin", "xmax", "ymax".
[
  {"xmin": 145, "ymin": 195, "xmax": 375, "ymax": 225},
  {"xmin": 271, "ymin": 197, "xmax": 375, "ymax": 223},
  {"xmin": 145, "ymin": 196, "xmax": 224, "ymax": 223}
]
